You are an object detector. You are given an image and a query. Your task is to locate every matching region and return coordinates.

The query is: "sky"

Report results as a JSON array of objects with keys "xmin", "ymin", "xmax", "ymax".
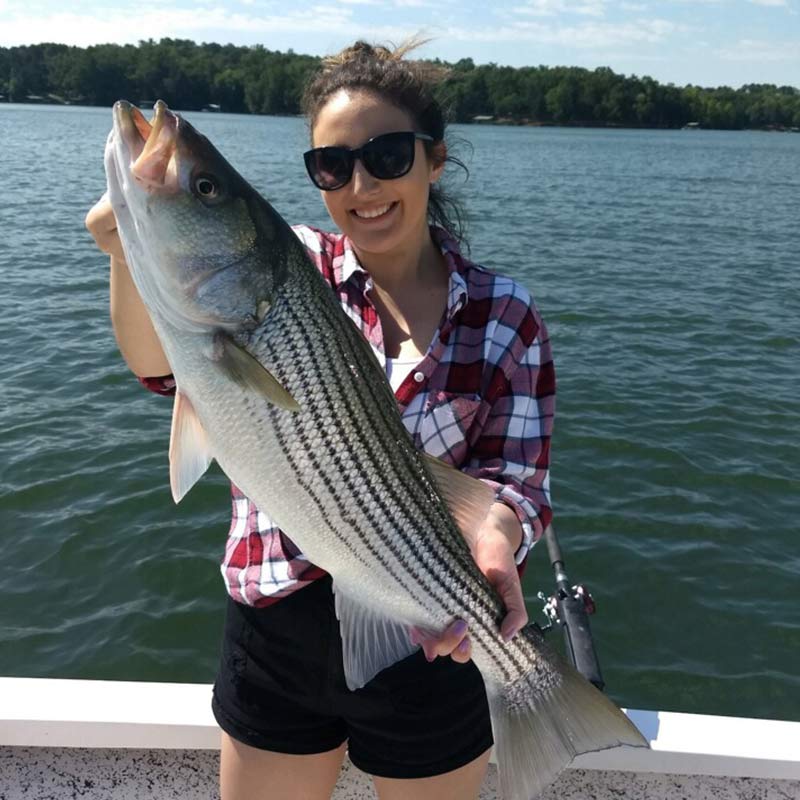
[{"xmin": 1, "ymin": 0, "xmax": 798, "ymax": 89}]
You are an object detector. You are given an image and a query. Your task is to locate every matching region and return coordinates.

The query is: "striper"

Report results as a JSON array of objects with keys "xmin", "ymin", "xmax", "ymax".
[{"xmin": 104, "ymin": 100, "xmax": 648, "ymax": 800}]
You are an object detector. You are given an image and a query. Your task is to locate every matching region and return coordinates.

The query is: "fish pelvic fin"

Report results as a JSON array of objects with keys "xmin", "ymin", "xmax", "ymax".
[
  {"xmin": 333, "ymin": 583, "xmax": 418, "ymax": 691},
  {"xmin": 486, "ymin": 633, "xmax": 649, "ymax": 800},
  {"xmin": 422, "ymin": 454, "xmax": 496, "ymax": 547},
  {"xmin": 217, "ymin": 334, "xmax": 300, "ymax": 412},
  {"xmin": 169, "ymin": 389, "xmax": 214, "ymax": 503}
]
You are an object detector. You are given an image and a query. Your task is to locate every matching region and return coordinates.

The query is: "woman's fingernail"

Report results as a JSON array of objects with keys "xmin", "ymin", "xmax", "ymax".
[
  {"xmin": 457, "ymin": 637, "xmax": 471, "ymax": 654},
  {"xmin": 502, "ymin": 627, "xmax": 519, "ymax": 643},
  {"xmin": 452, "ymin": 620, "xmax": 468, "ymax": 637}
]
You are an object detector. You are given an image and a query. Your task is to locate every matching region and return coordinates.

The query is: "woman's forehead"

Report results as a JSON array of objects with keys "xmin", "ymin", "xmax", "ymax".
[{"xmin": 312, "ymin": 89, "xmax": 415, "ymax": 147}]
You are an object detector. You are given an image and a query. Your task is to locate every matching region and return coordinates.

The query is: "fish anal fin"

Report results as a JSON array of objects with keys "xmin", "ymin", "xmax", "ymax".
[
  {"xmin": 169, "ymin": 389, "xmax": 213, "ymax": 503},
  {"xmin": 217, "ymin": 334, "xmax": 300, "ymax": 412},
  {"xmin": 423, "ymin": 454, "xmax": 496, "ymax": 547},
  {"xmin": 333, "ymin": 584, "xmax": 418, "ymax": 691}
]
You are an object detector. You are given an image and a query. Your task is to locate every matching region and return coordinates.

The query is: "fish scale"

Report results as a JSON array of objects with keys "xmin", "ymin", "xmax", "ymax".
[
  {"xmin": 229, "ymin": 254, "xmax": 525, "ymax": 680},
  {"xmin": 105, "ymin": 99, "xmax": 649, "ymax": 800}
]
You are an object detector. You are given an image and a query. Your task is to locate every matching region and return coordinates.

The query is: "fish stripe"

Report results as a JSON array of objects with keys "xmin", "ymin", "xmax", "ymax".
[{"xmin": 266, "ymin": 271, "xmax": 522, "ymax": 679}]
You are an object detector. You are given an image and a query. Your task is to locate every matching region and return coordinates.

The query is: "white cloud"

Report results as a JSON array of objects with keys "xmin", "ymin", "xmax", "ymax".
[
  {"xmin": 748, "ymin": 0, "xmax": 788, "ymax": 6},
  {"xmin": 308, "ymin": 3, "xmax": 353, "ymax": 15},
  {"xmin": 448, "ymin": 18, "xmax": 680, "ymax": 48},
  {"xmin": 511, "ymin": 0, "xmax": 606, "ymax": 17},
  {"xmin": 716, "ymin": 38, "xmax": 800, "ymax": 61},
  {"xmin": 0, "ymin": 6, "xmax": 429, "ymax": 47}
]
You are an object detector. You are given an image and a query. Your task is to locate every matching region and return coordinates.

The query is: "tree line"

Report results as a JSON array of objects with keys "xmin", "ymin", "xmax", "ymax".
[{"xmin": 2, "ymin": 39, "xmax": 799, "ymax": 130}]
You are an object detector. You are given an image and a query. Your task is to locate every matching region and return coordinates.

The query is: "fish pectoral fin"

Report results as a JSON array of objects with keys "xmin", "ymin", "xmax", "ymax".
[
  {"xmin": 216, "ymin": 334, "xmax": 300, "ymax": 412},
  {"xmin": 169, "ymin": 389, "xmax": 214, "ymax": 503},
  {"xmin": 333, "ymin": 584, "xmax": 418, "ymax": 691},
  {"xmin": 423, "ymin": 454, "xmax": 497, "ymax": 548}
]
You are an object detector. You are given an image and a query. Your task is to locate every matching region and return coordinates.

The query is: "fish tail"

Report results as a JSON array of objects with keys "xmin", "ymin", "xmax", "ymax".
[{"xmin": 485, "ymin": 632, "xmax": 648, "ymax": 800}]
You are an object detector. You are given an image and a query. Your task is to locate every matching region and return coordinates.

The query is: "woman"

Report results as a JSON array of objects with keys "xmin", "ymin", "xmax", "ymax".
[{"xmin": 86, "ymin": 40, "xmax": 555, "ymax": 800}]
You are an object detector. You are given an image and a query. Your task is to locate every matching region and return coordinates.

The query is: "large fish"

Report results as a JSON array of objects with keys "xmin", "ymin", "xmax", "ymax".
[{"xmin": 104, "ymin": 100, "xmax": 647, "ymax": 799}]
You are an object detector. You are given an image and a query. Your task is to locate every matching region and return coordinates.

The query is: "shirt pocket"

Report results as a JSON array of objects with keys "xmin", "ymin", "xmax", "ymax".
[{"xmin": 418, "ymin": 390, "xmax": 483, "ymax": 465}]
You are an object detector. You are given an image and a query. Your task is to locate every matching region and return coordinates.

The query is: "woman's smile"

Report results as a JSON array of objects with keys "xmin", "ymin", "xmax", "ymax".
[{"xmin": 350, "ymin": 201, "xmax": 398, "ymax": 223}]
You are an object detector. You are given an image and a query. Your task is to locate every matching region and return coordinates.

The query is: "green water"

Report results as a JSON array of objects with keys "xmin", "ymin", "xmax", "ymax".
[{"xmin": 1, "ymin": 104, "xmax": 798, "ymax": 721}]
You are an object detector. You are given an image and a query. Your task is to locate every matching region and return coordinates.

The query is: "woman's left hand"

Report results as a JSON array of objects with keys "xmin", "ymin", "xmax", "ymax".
[{"xmin": 410, "ymin": 502, "xmax": 528, "ymax": 663}]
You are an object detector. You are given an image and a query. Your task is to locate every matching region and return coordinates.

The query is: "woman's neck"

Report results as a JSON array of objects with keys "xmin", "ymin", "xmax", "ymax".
[
  {"xmin": 351, "ymin": 223, "xmax": 450, "ymax": 359},
  {"xmin": 351, "ymin": 221, "xmax": 445, "ymax": 296}
]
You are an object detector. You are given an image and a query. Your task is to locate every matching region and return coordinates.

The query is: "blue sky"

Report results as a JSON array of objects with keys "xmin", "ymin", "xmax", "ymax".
[{"xmin": 1, "ymin": 0, "xmax": 798, "ymax": 88}]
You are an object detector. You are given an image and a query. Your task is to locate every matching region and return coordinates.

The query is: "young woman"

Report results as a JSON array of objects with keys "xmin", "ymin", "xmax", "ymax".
[{"xmin": 86, "ymin": 40, "xmax": 555, "ymax": 800}]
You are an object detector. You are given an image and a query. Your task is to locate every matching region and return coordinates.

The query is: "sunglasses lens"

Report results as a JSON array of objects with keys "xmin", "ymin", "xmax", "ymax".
[
  {"xmin": 364, "ymin": 133, "xmax": 416, "ymax": 180},
  {"xmin": 304, "ymin": 148, "xmax": 352, "ymax": 190}
]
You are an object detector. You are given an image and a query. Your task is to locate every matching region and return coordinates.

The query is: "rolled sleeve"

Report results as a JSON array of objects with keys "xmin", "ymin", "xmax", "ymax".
[{"xmin": 464, "ymin": 322, "xmax": 556, "ymax": 566}]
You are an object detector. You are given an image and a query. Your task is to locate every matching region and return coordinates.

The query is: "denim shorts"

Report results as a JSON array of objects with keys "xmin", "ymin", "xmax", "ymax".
[{"xmin": 211, "ymin": 576, "xmax": 493, "ymax": 779}]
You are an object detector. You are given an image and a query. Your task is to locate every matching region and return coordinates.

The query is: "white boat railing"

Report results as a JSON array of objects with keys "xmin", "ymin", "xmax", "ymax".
[{"xmin": 2, "ymin": 676, "xmax": 799, "ymax": 798}]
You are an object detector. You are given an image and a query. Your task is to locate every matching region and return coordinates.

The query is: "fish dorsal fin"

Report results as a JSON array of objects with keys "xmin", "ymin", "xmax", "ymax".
[
  {"xmin": 216, "ymin": 334, "xmax": 300, "ymax": 412},
  {"xmin": 423, "ymin": 454, "xmax": 496, "ymax": 548},
  {"xmin": 169, "ymin": 389, "xmax": 214, "ymax": 503},
  {"xmin": 333, "ymin": 583, "xmax": 418, "ymax": 691}
]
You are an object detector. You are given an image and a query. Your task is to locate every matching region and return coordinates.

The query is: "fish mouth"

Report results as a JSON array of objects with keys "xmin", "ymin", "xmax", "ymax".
[{"xmin": 114, "ymin": 99, "xmax": 180, "ymax": 192}]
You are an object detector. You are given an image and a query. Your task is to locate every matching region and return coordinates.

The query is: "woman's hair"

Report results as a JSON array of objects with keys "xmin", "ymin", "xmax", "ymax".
[{"xmin": 301, "ymin": 38, "xmax": 469, "ymax": 245}]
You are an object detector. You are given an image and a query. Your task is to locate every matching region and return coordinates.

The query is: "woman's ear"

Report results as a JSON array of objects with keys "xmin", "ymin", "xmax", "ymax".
[{"xmin": 429, "ymin": 141, "xmax": 447, "ymax": 183}]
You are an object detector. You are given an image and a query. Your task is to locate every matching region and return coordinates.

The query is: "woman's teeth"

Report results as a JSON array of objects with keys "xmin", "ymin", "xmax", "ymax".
[{"xmin": 353, "ymin": 203, "xmax": 393, "ymax": 219}]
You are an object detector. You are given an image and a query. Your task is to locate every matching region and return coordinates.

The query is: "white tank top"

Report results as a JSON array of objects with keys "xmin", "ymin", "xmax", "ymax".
[{"xmin": 385, "ymin": 355, "xmax": 421, "ymax": 392}]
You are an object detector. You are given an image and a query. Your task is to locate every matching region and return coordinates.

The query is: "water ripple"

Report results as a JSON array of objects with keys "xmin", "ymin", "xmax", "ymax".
[{"xmin": 1, "ymin": 106, "xmax": 799, "ymax": 720}]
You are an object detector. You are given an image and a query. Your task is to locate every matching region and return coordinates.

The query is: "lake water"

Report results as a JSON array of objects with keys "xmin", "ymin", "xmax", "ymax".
[{"xmin": 1, "ymin": 104, "xmax": 798, "ymax": 722}]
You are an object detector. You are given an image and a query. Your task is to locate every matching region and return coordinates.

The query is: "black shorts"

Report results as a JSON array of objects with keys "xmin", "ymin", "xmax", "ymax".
[{"xmin": 211, "ymin": 576, "xmax": 493, "ymax": 779}]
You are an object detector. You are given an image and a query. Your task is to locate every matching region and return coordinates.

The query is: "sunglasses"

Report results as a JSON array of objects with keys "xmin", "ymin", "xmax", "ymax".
[{"xmin": 303, "ymin": 131, "xmax": 434, "ymax": 191}]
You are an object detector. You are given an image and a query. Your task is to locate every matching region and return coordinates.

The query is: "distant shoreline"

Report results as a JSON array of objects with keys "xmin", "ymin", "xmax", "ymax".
[
  {"xmin": 3, "ymin": 41, "xmax": 799, "ymax": 131},
  {"xmin": 2, "ymin": 98, "xmax": 798, "ymax": 134}
]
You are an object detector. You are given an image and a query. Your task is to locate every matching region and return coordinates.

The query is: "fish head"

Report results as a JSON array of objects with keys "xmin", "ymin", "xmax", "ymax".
[{"xmin": 107, "ymin": 100, "xmax": 288, "ymax": 332}]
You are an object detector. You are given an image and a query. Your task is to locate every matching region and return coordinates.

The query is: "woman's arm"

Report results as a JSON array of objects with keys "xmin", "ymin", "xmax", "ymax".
[
  {"xmin": 418, "ymin": 313, "xmax": 556, "ymax": 663},
  {"xmin": 86, "ymin": 197, "xmax": 172, "ymax": 378}
]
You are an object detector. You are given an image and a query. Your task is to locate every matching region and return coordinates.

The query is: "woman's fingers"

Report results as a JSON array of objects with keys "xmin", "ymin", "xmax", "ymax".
[
  {"xmin": 494, "ymin": 567, "xmax": 529, "ymax": 642},
  {"xmin": 410, "ymin": 619, "xmax": 470, "ymax": 662},
  {"xmin": 85, "ymin": 195, "xmax": 125, "ymax": 260},
  {"xmin": 451, "ymin": 634, "xmax": 472, "ymax": 664}
]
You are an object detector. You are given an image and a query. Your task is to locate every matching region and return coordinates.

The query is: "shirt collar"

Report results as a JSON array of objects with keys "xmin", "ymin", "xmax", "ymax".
[{"xmin": 338, "ymin": 226, "xmax": 470, "ymax": 320}]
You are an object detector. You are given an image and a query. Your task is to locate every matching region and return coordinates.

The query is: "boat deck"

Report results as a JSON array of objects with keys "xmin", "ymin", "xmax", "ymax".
[
  {"xmin": 2, "ymin": 678, "xmax": 799, "ymax": 799},
  {"xmin": 4, "ymin": 746, "xmax": 798, "ymax": 800}
]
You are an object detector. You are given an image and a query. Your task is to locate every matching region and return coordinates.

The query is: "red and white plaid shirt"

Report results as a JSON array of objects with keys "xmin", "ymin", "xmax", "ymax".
[{"xmin": 140, "ymin": 225, "xmax": 555, "ymax": 607}]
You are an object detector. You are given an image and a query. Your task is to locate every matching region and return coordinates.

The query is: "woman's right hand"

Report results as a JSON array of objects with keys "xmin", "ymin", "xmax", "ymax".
[
  {"xmin": 85, "ymin": 194, "xmax": 125, "ymax": 262},
  {"xmin": 86, "ymin": 193, "xmax": 172, "ymax": 377}
]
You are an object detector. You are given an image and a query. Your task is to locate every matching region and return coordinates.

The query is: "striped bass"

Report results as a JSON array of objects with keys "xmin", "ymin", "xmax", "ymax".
[{"xmin": 104, "ymin": 100, "xmax": 648, "ymax": 800}]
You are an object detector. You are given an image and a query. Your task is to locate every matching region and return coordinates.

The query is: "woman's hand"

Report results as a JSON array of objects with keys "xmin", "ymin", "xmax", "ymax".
[
  {"xmin": 85, "ymin": 194, "xmax": 125, "ymax": 261},
  {"xmin": 411, "ymin": 502, "xmax": 528, "ymax": 663}
]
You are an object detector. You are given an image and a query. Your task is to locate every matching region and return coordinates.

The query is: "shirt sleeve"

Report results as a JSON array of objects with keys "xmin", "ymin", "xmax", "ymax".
[{"xmin": 463, "ymin": 312, "xmax": 556, "ymax": 569}]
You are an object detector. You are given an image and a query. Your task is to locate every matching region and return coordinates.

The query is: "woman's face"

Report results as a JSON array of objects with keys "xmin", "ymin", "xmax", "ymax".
[{"xmin": 310, "ymin": 89, "xmax": 443, "ymax": 259}]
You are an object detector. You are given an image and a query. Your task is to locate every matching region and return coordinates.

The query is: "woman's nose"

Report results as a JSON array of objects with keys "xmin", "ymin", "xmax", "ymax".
[{"xmin": 350, "ymin": 159, "xmax": 380, "ymax": 195}]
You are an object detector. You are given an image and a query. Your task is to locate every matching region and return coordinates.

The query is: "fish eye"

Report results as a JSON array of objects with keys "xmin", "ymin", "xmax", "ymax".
[{"xmin": 194, "ymin": 174, "xmax": 219, "ymax": 199}]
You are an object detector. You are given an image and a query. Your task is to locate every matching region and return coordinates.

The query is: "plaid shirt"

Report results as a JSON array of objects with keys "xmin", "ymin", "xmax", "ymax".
[{"xmin": 140, "ymin": 225, "xmax": 555, "ymax": 607}]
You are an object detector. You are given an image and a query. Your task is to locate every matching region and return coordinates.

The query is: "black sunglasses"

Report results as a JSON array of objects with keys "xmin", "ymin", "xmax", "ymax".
[{"xmin": 303, "ymin": 131, "xmax": 434, "ymax": 191}]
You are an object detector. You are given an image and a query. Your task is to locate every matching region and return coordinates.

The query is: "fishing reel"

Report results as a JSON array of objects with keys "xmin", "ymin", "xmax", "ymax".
[
  {"xmin": 536, "ymin": 526, "xmax": 605, "ymax": 691},
  {"xmin": 538, "ymin": 583, "xmax": 596, "ymax": 632}
]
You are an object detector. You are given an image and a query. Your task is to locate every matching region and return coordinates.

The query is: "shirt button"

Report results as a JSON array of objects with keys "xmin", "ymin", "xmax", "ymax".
[{"xmin": 413, "ymin": 371, "xmax": 425, "ymax": 383}]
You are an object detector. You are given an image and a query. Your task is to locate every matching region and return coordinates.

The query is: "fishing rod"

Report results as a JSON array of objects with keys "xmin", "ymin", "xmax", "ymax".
[{"xmin": 536, "ymin": 524, "xmax": 605, "ymax": 691}]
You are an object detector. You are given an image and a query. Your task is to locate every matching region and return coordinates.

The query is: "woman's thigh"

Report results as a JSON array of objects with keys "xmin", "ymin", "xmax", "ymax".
[
  {"xmin": 372, "ymin": 747, "xmax": 492, "ymax": 800},
  {"xmin": 220, "ymin": 732, "xmax": 347, "ymax": 800}
]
